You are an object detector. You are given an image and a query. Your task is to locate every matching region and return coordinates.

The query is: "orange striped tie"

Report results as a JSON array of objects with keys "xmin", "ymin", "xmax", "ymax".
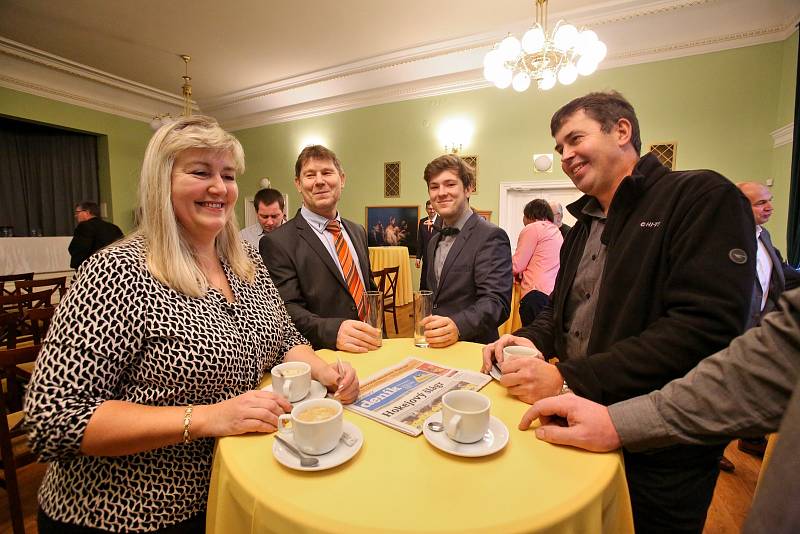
[{"xmin": 326, "ymin": 220, "xmax": 366, "ymax": 320}]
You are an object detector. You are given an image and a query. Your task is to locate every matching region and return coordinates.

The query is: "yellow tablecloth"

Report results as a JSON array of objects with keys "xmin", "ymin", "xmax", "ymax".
[
  {"xmin": 368, "ymin": 246, "xmax": 413, "ymax": 306},
  {"xmin": 207, "ymin": 339, "xmax": 633, "ymax": 534},
  {"xmin": 499, "ymin": 282, "xmax": 522, "ymax": 336}
]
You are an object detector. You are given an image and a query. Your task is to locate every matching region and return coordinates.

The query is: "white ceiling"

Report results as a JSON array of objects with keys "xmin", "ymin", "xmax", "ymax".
[{"xmin": 1, "ymin": 0, "xmax": 798, "ymax": 129}]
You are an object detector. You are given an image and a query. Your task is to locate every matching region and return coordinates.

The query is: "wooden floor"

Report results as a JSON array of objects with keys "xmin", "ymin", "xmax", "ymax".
[{"xmin": 1, "ymin": 304, "xmax": 762, "ymax": 533}]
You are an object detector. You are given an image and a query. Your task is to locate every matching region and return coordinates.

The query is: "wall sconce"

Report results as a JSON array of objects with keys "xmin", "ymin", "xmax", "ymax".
[
  {"xmin": 438, "ymin": 118, "xmax": 474, "ymax": 154},
  {"xmin": 533, "ymin": 153, "xmax": 554, "ymax": 173}
]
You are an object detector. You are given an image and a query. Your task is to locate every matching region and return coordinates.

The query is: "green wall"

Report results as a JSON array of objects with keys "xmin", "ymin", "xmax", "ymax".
[
  {"xmin": 235, "ymin": 35, "xmax": 797, "ymax": 252},
  {"xmin": 0, "ymin": 86, "xmax": 152, "ymax": 232},
  {"xmin": 769, "ymin": 31, "xmax": 798, "ymax": 251}
]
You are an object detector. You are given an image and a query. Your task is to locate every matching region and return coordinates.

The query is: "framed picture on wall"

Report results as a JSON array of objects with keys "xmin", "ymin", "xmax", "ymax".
[{"xmin": 365, "ymin": 205, "xmax": 420, "ymax": 257}]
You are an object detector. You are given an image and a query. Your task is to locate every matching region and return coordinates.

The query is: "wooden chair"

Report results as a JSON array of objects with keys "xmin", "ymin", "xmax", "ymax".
[
  {"xmin": 380, "ymin": 266, "xmax": 399, "ymax": 335},
  {"xmin": 0, "ymin": 291, "xmax": 55, "ymax": 349},
  {"xmin": 15, "ymin": 277, "xmax": 67, "ymax": 302},
  {"xmin": 0, "ymin": 345, "xmax": 41, "ymax": 534},
  {"xmin": 0, "ymin": 274, "xmax": 34, "ymax": 311}
]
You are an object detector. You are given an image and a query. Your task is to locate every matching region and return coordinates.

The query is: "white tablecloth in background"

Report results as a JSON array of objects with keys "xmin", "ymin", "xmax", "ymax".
[{"xmin": 0, "ymin": 237, "xmax": 73, "ymax": 275}]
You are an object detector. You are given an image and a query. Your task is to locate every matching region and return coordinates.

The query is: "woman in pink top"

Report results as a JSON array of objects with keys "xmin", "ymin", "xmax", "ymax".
[{"xmin": 512, "ymin": 199, "xmax": 563, "ymax": 325}]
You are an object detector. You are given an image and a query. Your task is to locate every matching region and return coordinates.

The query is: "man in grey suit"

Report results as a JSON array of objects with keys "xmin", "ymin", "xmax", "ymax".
[
  {"xmin": 260, "ymin": 145, "xmax": 381, "ymax": 353},
  {"xmin": 422, "ymin": 154, "xmax": 512, "ymax": 347}
]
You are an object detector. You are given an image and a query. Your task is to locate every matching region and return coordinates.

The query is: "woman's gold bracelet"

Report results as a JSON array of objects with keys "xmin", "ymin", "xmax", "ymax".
[{"xmin": 183, "ymin": 404, "xmax": 194, "ymax": 444}]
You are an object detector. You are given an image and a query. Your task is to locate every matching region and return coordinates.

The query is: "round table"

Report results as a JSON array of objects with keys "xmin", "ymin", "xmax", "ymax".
[{"xmin": 207, "ymin": 339, "xmax": 633, "ymax": 534}]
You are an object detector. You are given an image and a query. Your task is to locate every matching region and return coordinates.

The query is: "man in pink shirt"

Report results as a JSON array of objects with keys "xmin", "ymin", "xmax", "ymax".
[{"xmin": 512, "ymin": 199, "xmax": 563, "ymax": 324}]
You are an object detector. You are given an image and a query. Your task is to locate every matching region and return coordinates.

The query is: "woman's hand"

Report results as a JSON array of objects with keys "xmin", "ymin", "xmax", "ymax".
[
  {"xmin": 196, "ymin": 390, "xmax": 292, "ymax": 437},
  {"xmin": 317, "ymin": 361, "xmax": 360, "ymax": 404}
]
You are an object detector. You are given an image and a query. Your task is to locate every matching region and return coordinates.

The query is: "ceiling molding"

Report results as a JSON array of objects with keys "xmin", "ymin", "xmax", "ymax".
[
  {"xmin": 772, "ymin": 123, "xmax": 794, "ymax": 148},
  {"xmin": 1, "ymin": 1, "xmax": 797, "ymax": 128}
]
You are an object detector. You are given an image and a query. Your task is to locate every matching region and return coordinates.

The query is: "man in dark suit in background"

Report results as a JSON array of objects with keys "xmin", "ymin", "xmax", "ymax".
[
  {"xmin": 549, "ymin": 200, "xmax": 572, "ymax": 239},
  {"xmin": 416, "ymin": 200, "xmax": 440, "ymax": 290},
  {"xmin": 68, "ymin": 200, "xmax": 123, "ymax": 270},
  {"xmin": 260, "ymin": 145, "xmax": 381, "ymax": 353},
  {"xmin": 421, "ymin": 154, "xmax": 512, "ymax": 347},
  {"xmin": 728, "ymin": 181, "xmax": 800, "ymax": 461}
]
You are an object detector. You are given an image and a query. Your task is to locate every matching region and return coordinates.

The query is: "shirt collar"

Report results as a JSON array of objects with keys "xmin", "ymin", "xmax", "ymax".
[
  {"xmin": 301, "ymin": 205, "xmax": 340, "ymax": 234},
  {"xmin": 581, "ymin": 197, "xmax": 607, "ymax": 221},
  {"xmin": 756, "ymin": 225, "xmax": 763, "ymax": 239}
]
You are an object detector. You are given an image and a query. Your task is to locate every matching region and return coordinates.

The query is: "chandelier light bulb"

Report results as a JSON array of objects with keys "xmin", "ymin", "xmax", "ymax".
[
  {"xmin": 483, "ymin": 49, "xmax": 503, "ymax": 70},
  {"xmin": 499, "ymin": 36, "xmax": 522, "ymax": 60},
  {"xmin": 494, "ymin": 68, "xmax": 513, "ymax": 89},
  {"xmin": 557, "ymin": 64, "xmax": 578, "ymax": 85},
  {"xmin": 553, "ymin": 24, "xmax": 579, "ymax": 51},
  {"xmin": 521, "ymin": 26, "xmax": 545, "ymax": 54},
  {"xmin": 512, "ymin": 72, "xmax": 531, "ymax": 92},
  {"xmin": 482, "ymin": 1, "xmax": 605, "ymax": 92},
  {"xmin": 576, "ymin": 55, "xmax": 599, "ymax": 76},
  {"xmin": 589, "ymin": 41, "xmax": 608, "ymax": 62},
  {"xmin": 538, "ymin": 70, "xmax": 557, "ymax": 90}
]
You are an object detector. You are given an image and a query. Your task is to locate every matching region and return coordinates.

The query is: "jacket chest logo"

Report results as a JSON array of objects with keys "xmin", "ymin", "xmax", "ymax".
[{"xmin": 639, "ymin": 220, "xmax": 661, "ymax": 228}]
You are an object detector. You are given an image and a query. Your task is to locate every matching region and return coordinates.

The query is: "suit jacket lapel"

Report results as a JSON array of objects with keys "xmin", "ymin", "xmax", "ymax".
[
  {"xmin": 427, "ymin": 232, "xmax": 442, "ymax": 294},
  {"xmin": 295, "ymin": 215, "xmax": 349, "ymax": 291},
  {"xmin": 433, "ymin": 213, "xmax": 477, "ymax": 301},
  {"xmin": 761, "ymin": 229, "xmax": 785, "ymax": 294}
]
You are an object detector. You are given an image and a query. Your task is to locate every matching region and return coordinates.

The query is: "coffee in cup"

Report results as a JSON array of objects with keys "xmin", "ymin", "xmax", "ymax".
[
  {"xmin": 278, "ymin": 398, "xmax": 343, "ymax": 455},
  {"xmin": 441, "ymin": 390, "xmax": 491, "ymax": 444},
  {"xmin": 271, "ymin": 361, "xmax": 311, "ymax": 402}
]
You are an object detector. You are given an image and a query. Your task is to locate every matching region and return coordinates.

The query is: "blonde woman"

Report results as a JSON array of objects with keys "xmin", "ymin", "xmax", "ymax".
[{"xmin": 25, "ymin": 116, "xmax": 359, "ymax": 533}]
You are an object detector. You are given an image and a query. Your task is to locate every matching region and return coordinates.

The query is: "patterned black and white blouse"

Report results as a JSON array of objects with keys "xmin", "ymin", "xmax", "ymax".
[{"xmin": 24, "ymin": 234, "xmax": 309, "ymax": 532}]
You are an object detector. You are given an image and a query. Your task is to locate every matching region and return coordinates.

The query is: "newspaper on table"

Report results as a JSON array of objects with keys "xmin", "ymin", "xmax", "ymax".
[{"xmin": 345, "ymin": 356, "xmax": 491, "ymax": 436}]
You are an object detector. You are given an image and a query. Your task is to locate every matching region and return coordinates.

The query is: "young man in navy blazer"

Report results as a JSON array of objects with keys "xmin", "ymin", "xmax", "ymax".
[{"xmin": 421, "ymin": 154, "xmax": 512, "ymax": 347}]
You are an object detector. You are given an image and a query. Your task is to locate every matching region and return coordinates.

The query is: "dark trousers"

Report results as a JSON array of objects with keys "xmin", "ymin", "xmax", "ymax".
[
  {"xmin": 624, "ymin": 444, "xmax": 723, "ymax": 534},
  {"xmin": 519, "ymin": 290, "xmax": 550, "ymax": 326},
  {"xmin": 38, "ymin": 509, "xmax": 206, "ymax": 534}
]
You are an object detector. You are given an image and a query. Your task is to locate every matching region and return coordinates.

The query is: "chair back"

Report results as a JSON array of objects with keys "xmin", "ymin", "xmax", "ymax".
[
  {"xmin": 15, "ymin": 276, "xmax": 67, "ymax": 301},
  {"xmin": 0, "ymin": 344, "xmax": 41, "ymax": 534},
  {"xmin": 371, "ymin": 268, "xmax": 387, "ymax": 293},
  {"xmin": 0, "ymin": 273, "xmax": 34, "ymax": 300},
  {"xmin": 382, "ymin": 266, "xmax": 399, "ymax": 304},
  {"xmin": 0, "ymin": 291, "xmax": 56, "ymax": 349}
]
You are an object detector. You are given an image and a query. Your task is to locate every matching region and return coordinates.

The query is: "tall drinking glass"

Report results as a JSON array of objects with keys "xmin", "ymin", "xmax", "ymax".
[
  {"xmin": 413, "ymin": 290, "xmax": 433, "ymax": 348},
  {"xmin": 364, "ymin": 291, "xmax": 383, "ymax": 332}
]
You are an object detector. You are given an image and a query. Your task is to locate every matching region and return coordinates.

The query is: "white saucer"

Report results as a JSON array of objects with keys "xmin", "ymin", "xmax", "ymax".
[
  {"xmin": 489, "ymin": 363, "xmax": 502, "ymax": 381},
  {"xmin": 422, "ymin": 412, "xmax": 509, "ymax": 458},
  {"xmin": 262, "ymin": 379, "xmax": 327, "ymax": 404},
  {"xmin": 272, "ymin": 420, "xmax": 364, "ymax": 472}
]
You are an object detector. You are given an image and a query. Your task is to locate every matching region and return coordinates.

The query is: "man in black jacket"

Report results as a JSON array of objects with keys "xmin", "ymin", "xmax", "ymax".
[
  {"xmin": 68, "ymin": 201, "xmax": 123, "ymax": 270},
  {"xmin": 482, "ymin": 91, "xmax": 755, "ymax": 533}
]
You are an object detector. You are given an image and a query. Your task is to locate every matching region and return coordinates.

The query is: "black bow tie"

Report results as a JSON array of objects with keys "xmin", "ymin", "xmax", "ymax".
[{"xmin": 440, "ymin": 227, "xmax": 460, "ymax": 237}]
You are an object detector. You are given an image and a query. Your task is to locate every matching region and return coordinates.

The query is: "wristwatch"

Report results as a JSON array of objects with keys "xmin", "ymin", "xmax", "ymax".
[{"xmin": 559, "ymin": 380, "xmax": 572, "ymax": 395}]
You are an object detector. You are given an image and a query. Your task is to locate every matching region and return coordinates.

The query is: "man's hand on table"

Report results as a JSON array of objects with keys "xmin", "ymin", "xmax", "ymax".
[
  {"xmin": 499, "ymin": 356, "xmax": 563, "ymax": 404},
  {"xmin": 336, "ymin": 320, "xmax": 382, "ymax": 353},
  {"xmin": 421, "ymin": 315, "xmax": 459, "ymax": 348},
  {"xmin": 318, "ymin": 361, "xmax": 360, "ymax": 404},
  {"xmin": 519, "ymin": 394, "xmax": 622, "ymax": 452},
  {"xmin": 480, "ymin": 334, "xmax": 537, "ymax": 373}
]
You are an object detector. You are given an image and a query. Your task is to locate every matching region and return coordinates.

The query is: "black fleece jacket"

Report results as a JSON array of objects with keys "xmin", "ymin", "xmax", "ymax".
[{"xmin": 516, "ymin": 153, "xmax": 756, "ymax": 406}]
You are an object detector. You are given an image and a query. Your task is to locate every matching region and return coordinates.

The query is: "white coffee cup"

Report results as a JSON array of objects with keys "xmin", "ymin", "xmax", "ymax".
[
  {"xmin": 271, "ymin": 361, "xmax": 311, "ymax": 402},
  {"xmin": 502, "ymin": 345, "xmax": 543, "ymax": 362},
  {"xmin": 441, "ymin": 390, "xmax": 491, "ymax": 444},
  {"xmin": 278, "ymin": 398, "xmax": 343, "ymax": 455}
]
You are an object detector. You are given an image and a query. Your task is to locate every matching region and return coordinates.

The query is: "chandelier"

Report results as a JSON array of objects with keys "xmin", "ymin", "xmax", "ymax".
[
  {"xmin": 150, "ymin": 54, "xmax": 194, "ymax": 130},
  {"xmin": 483, "ymin": 0, "xmax": 607, "ymax": 92}
]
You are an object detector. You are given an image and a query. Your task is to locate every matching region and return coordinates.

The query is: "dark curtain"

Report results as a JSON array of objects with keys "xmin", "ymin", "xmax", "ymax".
[
  {"xmin": 788, "ymin": 26, "xmax": 800, "ymax": 266},
  {"xmin": 0, "ymin": 117, "xmax": 99, "ymax": 237}
]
